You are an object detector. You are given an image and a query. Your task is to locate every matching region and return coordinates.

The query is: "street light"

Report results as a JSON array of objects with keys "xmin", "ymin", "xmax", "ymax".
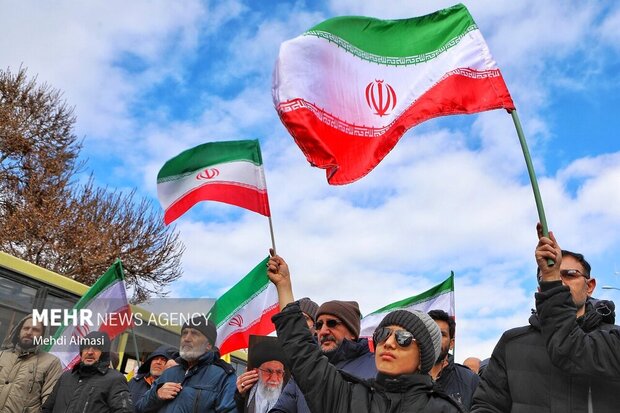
[{"xmin": 602, "ymin": 286, "xmax": 620, "ymax": 291}]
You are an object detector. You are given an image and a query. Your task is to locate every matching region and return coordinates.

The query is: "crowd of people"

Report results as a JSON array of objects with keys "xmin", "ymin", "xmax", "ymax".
[{"xmin": 0, "ymin": 225, "xmax": 618, "ymax": 412}]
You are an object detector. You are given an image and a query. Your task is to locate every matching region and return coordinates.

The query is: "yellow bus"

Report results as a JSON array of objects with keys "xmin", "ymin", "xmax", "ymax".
[{"xmin": 0, "ymin": 251, "xmax": 247, "ymax": 374}]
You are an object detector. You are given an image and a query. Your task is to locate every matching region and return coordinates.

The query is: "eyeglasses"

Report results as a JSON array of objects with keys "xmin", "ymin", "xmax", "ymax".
[
  {"xmin": 315, "ymin": 319, "xmax": 343, "ymax": 330},
  {"xmin": 258, "ymin": 368, "xmax": 285, "ymax": 377},
  {"xmin": 373, "ymin": 327, "xmax": 416, "ymax": 348},
  {"xmin": 560, "ymin": 269, "xmax": 590, "ymax": 280}
]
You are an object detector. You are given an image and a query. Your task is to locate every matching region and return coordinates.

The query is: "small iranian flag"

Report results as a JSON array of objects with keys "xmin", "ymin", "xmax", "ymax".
[
  {"xmin": 45, "ymin": 260, "xmax": 132, "ymax": 369},
  {"xmin": 208, "ymin": 257, "xmax": 279, "ymax": 355},
  {"xmin": 273, "ymin": 4, "xmax": 515, "ymax": 184},
  {"xmin": 360, "ymin": 272, "xmax": 454, "ymax": 337},
  {"xmin": 157, "ymin": 139, "xmax": 271, "ymax": 225}
]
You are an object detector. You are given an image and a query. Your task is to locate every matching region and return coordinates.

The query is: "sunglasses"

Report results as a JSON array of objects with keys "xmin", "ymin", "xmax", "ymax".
[
  {"xmin": 373, "ymin": 327, "xmax": 416, "ymax": 347},
  {"xmin": 258, "ymin": 367, "xmax": 285, "ymax": 377},
  {"xmin": 560, "ymin": 269, "xmax": 590, "ymax": 280},
  {"xmin": 315, "ymin": 319, "xmax": 343, "ymax": 330}
]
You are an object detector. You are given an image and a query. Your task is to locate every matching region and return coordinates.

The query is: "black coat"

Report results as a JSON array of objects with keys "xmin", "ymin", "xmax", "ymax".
[
  {"xmin": 272, "ymin": 302, "xmax": 462, "ymax": 413},
  {"xmin": 42, "ymin": 361, "xmax": 133, "ymax": 413},
  {"xmin": 269, "ymin": 335, "xmax": 376, "ymax": 413},
  {"xmin": 471, "ymin": 292, "xmax": 620, "ymax": 413},
  {"xmin": 435, "ymin": 358, "xmax": 480, "ymax": 411},
  {"xmin": 536, "ymin": 281, "xmax": 620, "ymax": 377}
]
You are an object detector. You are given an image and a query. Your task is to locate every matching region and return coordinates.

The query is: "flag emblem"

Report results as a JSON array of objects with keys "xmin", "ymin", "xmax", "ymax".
[
  {"xmin": 196, "ymin": 168, "xmax": 220, "ymax": 180},
  {"xmin": 365, "ymin": 80, "xmax": 397, "ymax": 117},
  {"xmin": 228, "ymin": 314, "xmax": 244, "ymax": 327}
]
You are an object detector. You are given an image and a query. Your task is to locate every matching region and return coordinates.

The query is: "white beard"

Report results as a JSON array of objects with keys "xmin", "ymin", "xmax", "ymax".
[{"xmin": 252, "ymin": 379, "xmax": 283, "ymax": 413}]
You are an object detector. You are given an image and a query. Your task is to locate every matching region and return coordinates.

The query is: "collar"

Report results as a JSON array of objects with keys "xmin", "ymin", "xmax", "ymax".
[
  {"xmin": 374, "ymin": 372, "xmax": 433, "ymax": 393},
  {"xmin": 325, "ymin": 337, "xmax": 370, "ymax": 365}
]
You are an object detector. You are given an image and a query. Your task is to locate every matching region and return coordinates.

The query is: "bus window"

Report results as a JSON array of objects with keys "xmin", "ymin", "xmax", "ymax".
[{"xmin": 0, "ymin": 272, "xmax": 37, "ymax": 343}]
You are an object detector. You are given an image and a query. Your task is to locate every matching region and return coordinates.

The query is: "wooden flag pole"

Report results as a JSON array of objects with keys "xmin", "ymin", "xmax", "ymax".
[{"xmin": 510, "ymin": 109, "xmax": 553, "ymax": 265}]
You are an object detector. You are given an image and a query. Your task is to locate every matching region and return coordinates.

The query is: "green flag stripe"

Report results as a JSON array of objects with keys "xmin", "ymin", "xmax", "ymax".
[
  {"xmin": 367, "ymin": 272, "xmax": 454, "ymax": 316},
  {"xmin": 157, "ymin": 140, "xmax": 263, "ymax": 181},
  {"xmin": 306, "ymin": 4, "xmax": 474, "ymax": 58},
  {"xmin": 207, "ymin": 257, "xmax": 270, "ymax": 324}
]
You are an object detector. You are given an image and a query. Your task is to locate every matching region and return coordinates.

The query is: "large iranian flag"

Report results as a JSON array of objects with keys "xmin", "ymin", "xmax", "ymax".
[
  {"xmin": 208, "ymin": 257, "xmax": 279, "ymax": 355},
  {"xmin": 157, "ymin": 140, "xmax": 271, "ymax": 225},
  {"xmin": 45, "ymin": 260, "xmax": 132, "ymax": 369},
  {"xmin": 360, "ymin": 272, "xmax": 454, "ymax": 337},
  {"xmin": 273, "ymin": 4, "xmax": 515, "ymax": 185}
]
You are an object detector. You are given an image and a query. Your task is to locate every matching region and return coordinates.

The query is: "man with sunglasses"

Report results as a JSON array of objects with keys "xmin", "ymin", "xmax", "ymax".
[
  {"xmin": 270, "ymin": 299, "xmax": 376, "ymax": 413},
  {"xmin": 534, "ymin": 228, "xmax": 620, "ymax": 376},
  {"xmin": 472, "ymin": 224, "xmax": 620, "ymax": 412},
  {"xmin": 266, "ymin": 252, "xmax": 462, "ymax": 413}
]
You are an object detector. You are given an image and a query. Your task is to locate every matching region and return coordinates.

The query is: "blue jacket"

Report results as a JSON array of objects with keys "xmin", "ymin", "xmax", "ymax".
[
  {"xmin": 270, "ymin": 332, "xmax": 376, "ymax": 413},
  {"xmin": 135, "ymin": 350, "xmax": 237, "ymax": 413}
]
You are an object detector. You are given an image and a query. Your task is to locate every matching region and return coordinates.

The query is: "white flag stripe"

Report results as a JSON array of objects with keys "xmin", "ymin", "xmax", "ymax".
[
  {"xmin": 157, "ymin": 159, "xmax": 267, "ymax": 209},
  {"xmin": 359, "ymin": 291, "xmax": 453, "ymax": 337},
  {"xmin": 215, "ymin": 283, "xmax": 278, "ymax": 346},
  {"xmin": 275, "ymin": 28, "xmax": 496, "ymax": 128}
]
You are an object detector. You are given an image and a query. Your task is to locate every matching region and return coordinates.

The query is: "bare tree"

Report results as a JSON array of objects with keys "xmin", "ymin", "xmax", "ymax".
[{"xmin": 0, "ymin": 67, "xmax": 184, "ymax": 302}]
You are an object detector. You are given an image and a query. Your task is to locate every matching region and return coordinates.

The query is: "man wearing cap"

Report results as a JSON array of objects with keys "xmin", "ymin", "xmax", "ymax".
[
  {"xmin": 0, "ymin": 314, "xmax": 63, "ymax": 413},
  {"xmin": 266, "ymin": 253, "xmax": 462, "ymax": 412},
  {"xmin": 135, "ymin": 315, "xmax": 237, "ymax": 413},
  {"xmin": 428, "ymin": 309, "xmax": 479, "ymax": 411},
  {"xmin": 42, "ymin": 331, "xmax": 133, "ymax": 413},
  {"xmin": 270, "ymin": 298, "xmax": 376, "ymax": 413},
  {"xmin": 471, "ymin": 225, "xmax": 620, "ymax": 412},
  {"xmin": 235, "ymin": 337, "xmax": 287, "ymax": 413},
  {"xmin": 128, "ymin": 345, "xmax": 177, "ymax": 407}
]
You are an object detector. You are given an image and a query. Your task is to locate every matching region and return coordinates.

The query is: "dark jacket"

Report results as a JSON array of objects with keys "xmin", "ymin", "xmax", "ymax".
[
  {"xmin": 471, "ymin": 293, "xmax": 620, "ymax": 413},
  {"xmin": 270, "ymin": 334, "xmax": 376, "ymax": 413},
  {"xmin": 128, "ymin": 345, "xmax": 177, "ymax": 407},
  {"xmin": 41, "ymin": 360, "xmax": 133, "ymax": 413},
  {"xmin": 435, "ymin": 357, "xmax": 480, "ymax": 411},
  {"xmin": 135, "ymin": 350, "xmax": 237, "ymax": 413},
  {"xmin": 0, "ymin": 315, "xmax": 63, "ymax": 413},
  {"xmin": 272, "ymin": 302, "xmax": 463, "ymax": 413},
  {"xmin": 536, "ymin": 281, "xmax": 620, "ymax": 377}
]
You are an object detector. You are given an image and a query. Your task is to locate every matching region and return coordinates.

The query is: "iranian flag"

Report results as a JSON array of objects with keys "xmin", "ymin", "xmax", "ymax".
[
  {"xmin": 157, "ymin": 139, "xmax": 271, "ymax": 225},
  {"xmin": 45, "ymin": 260, "xmax": 132, "ymax": 369},
  {"xmin": 273, "ymin": 4, "xmax": 515, "ymax": 185},
  {"xmin": 360, "ymin": 272, "xmax": 454, "ymax": 337},
  {"xmin": 208, "ymin": 257, "xmax": 279, "ymax": 355}
]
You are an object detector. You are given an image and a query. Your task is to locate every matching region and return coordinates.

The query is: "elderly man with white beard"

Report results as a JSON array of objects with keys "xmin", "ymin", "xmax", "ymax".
[
  {"xmin": 235, "ymin": 337, "xmax": 287, "ymax": 413},
  {"xmin": 135, "ymin": 315, "xmax": 237, "ymax": 413}
]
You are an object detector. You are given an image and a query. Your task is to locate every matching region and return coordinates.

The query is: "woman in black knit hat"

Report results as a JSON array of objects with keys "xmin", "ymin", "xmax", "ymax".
[{"xmin": 267, "ymin": 253, "xmax": 463, "ymax": 413}]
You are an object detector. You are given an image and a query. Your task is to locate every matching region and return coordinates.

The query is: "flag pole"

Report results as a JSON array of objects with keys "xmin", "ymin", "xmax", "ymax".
[
  {"xmin": 510, "ymin": 109, "xmax": 553, "ymax": 265},
  {"xmin": 268, "ymin": 216, "xmax": 277, "ymax": 255},
  {"xmin": 131, "ymin": 326, "xmax": 141, "ymax": 368}
]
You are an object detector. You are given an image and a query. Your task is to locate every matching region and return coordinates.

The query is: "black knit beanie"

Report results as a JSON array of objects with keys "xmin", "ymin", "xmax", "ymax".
[
  {"xmin": 376, "ymin": 310, "xmax": 441, "ymax": 374},
  {"xmin": 182, "ymin": 315, "xmax": 217, "ymax": 346},
  {"xmin": 317, "ymin": 300, "xmax": 361, "ymax": 339}
]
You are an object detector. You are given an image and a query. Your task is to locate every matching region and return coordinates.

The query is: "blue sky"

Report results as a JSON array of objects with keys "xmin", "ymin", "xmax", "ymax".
[{"xmin": 2, "ymin": 0, "xmax": 619, "ymax": 361}]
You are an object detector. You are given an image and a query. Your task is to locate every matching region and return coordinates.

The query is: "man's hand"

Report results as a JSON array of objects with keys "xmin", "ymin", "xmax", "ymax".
[
  {"xmin": 236, "ymin": 369, "xmax": 259, "ymax": 395},
  {"xmin": 535, "ymin": 223, "xmax": 562, "ymax": 282},
  {"xmin": 157, "ymin": 382, "xmax": 182, "ymax": 400},
  {"xmin": 267, "ymin": 248, "xmax": 294, "ymax": 309}
]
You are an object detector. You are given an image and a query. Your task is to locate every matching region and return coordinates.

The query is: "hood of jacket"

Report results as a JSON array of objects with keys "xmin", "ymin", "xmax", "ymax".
[
  {"xmin": 137, "ymin": 345, "xmax": 177, "ymax": 375},
  {"xmin": 530, "ymin": 296, "xmax": 616, "ymax": 331},
  {"xmin": 1, "ymin": 314, "xmax": 45, "ymax": 351}
]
